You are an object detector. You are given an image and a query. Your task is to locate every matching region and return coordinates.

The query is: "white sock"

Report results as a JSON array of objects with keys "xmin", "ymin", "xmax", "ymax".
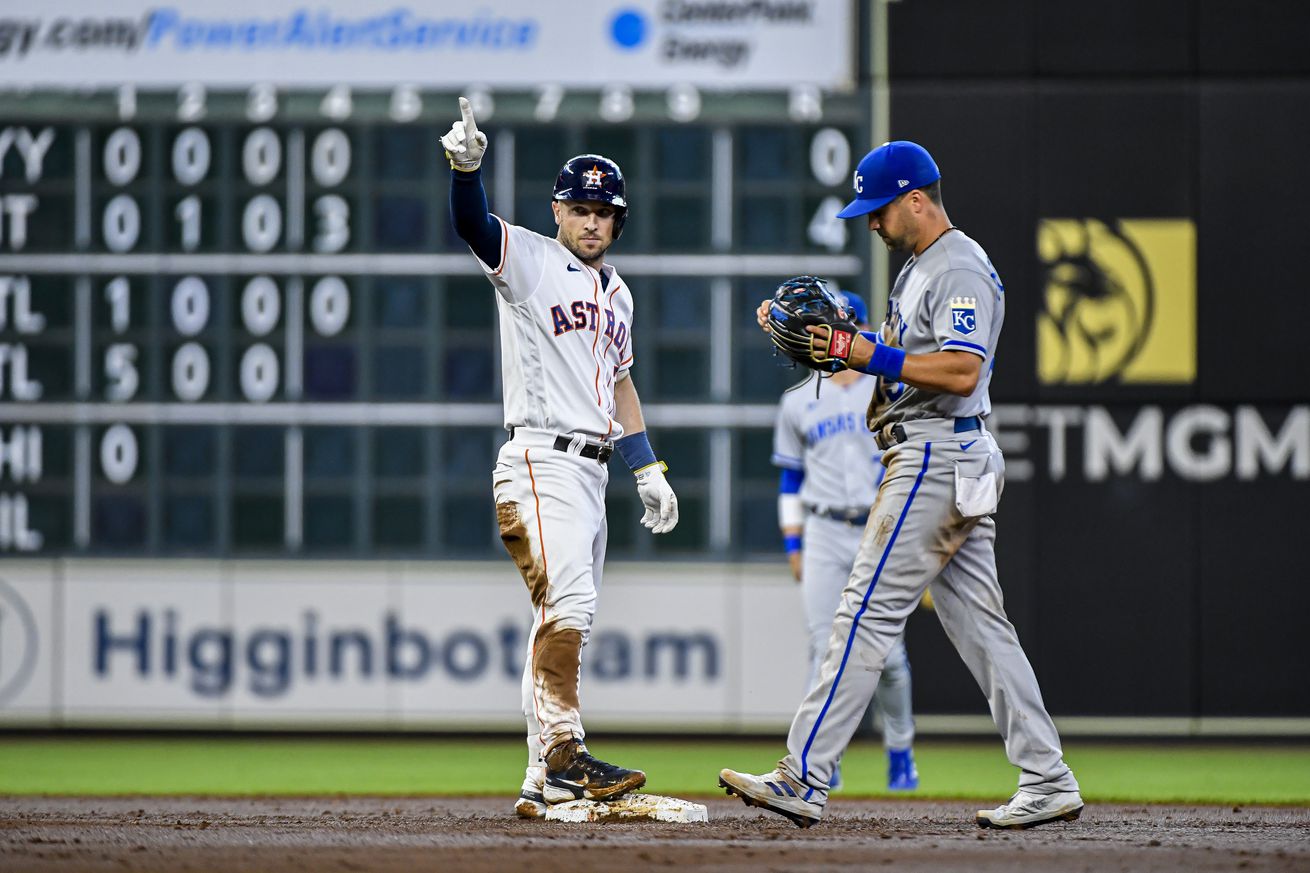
[{"xmin": 527, "ymin": 731, "xmax": 544, "ymax": 770}]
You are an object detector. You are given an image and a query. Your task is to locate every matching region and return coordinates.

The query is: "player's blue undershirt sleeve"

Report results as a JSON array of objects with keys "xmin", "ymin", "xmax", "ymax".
[
  {"xmin": 779, "ymin": 467, "xmax": 805, "ymax": 494},
  {"xmin": 449, "ymin": 168, "xmax": 502, "ymax": 268}
]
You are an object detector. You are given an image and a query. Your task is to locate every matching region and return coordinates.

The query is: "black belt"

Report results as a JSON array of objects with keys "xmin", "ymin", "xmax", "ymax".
[
  {"xmin": 509, "ymin": 427, "xmax": 614, "ymax": 463},
  {"xmin": 875, "ymin": 416, "xmax": 981, "ymax": 451},
  {"xmin": 807, "ymin": 506, "xmax": 870, "ymax": 526}
]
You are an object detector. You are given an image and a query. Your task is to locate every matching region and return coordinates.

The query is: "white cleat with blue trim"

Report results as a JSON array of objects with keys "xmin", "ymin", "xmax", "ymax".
[
  {"xmin": 718, "ymin": 768, "xmax": 822, "ymax": 829},
  {"xmin": 975, "ymin": 789, "xmax": 1084, "ymax": 829}
]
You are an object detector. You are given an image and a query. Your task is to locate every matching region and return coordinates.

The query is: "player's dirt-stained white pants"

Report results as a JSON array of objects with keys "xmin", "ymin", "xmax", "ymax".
[
  {"xmin": 780, "ymin": 424, "xmax": 1078, "ymax": 808},
  {"xmin": 802, "ymin": 514, "xmax": 914, "ymax": 750},
  {"xmin": 492, "ymin": 429, "xmax": 609, "ymax": 757}
]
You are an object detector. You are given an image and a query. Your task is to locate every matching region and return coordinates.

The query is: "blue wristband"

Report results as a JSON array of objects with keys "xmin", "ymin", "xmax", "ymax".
[
  {"xmin": 778, "ymin": 467, "xmax": 804, "ymax": 494},
  {"xmin": 783, "ymin": 534, "xmax": 802, "ymax": 553},
  {"xmin": 616, "ymin": 431, "xmax": 658, "ymax": 470},
  {"xmin": 853, "ymin": 342, "xmax": 905, "ymax": 380}
]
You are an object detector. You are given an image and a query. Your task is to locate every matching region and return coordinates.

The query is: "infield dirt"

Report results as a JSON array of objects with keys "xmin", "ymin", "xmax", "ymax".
[{"xmin": 2, "ymin": 796, "xmax": 1306, "ymax": 872}]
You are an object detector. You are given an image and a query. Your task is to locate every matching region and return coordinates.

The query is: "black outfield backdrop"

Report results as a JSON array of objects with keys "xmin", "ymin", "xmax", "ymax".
[{"xmin": 891, "ymin": 0, "xmax": 1310, "ymax": 720}]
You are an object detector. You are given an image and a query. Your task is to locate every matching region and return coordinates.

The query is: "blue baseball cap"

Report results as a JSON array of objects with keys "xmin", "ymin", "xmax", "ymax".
[
  {"xmin": 836, "ymin": 141, "xmax": 941, "ymax": 219},
  {"xmin": 839, "ymin": 290, "xmax": 869, "ymax": 325}
]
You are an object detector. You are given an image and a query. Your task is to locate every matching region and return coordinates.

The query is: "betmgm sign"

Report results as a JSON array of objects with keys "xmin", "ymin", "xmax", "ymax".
[{"xmin": 1037, "ymin": 218, "xmax": 1196, "ymax": 385}]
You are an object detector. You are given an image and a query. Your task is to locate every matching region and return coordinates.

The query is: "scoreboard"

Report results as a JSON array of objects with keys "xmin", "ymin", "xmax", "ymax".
[{"xmin": 0, "ymin": 84, "xmax": 871, "ymax": 559}]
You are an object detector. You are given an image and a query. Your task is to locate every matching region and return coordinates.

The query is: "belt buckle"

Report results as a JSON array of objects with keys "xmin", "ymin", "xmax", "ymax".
[
  {"xmin": 568, "ymin": 432, "xmax": 613, "ymax": 463},
  {"xmin": 876, "ymin": 424, "xmax": 908, "ymax": 451}
]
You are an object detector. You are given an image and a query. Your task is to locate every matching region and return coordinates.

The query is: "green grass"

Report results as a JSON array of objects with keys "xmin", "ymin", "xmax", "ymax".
[{"xmin": 1, "ymin": 736, "xmax": 1307, "ymax": 805}]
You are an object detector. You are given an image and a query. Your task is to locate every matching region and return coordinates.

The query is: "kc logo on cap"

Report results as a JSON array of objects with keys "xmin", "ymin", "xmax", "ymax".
[{"xmin": 836, "ymin": 141, "xmax": 941, "ymax": 220}]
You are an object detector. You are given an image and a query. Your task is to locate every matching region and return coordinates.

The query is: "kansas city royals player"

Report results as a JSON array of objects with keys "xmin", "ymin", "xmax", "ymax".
[
  {"xmin": 723, "ymin": 141, "xmax": 1082, "ymax": 829},
  {"xmin": 773, "ymin": 289, "xmax": 917, "ymax": 792},
  {"xmin": 442, "ymin": 97, "xmax": 679, "ymax": 819}
]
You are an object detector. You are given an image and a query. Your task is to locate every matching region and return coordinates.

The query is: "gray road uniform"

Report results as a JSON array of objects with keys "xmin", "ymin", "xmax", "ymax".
[
  {"xmin": 777, "ymin": 229, "xmax": 1079, "ymax": 806},
  {"xmin": 772, "ymin": 373, "xmax": 914, "ymax": 751}
]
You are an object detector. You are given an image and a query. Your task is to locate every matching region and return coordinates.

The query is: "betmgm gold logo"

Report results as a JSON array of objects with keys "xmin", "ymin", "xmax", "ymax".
[{"xmin": 1037, "ymin": 219, "xmax": 1195, "ymax": 384}]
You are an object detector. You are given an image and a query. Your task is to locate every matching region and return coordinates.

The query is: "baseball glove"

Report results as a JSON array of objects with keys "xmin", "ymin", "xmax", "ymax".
[{"xmin": 767, "ymin": 276, "xmax": 858, "ymax": 373}]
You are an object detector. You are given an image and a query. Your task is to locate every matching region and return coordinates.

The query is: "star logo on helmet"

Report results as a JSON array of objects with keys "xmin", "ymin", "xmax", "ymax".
[{"xmin": 582, "ymin": 165, "xmax": 606, "ymax": 188}]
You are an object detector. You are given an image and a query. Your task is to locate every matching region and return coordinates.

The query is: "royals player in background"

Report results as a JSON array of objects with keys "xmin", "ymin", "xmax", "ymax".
[
  {"xmin": 442, "ymin": 98, "xmax": 679, "ymax": 819},
  {"xmin": 722, "ymin": 141, "xmax": 1082, "ymax": 829},
  {"xmin": 773, "ymin": 289, "xmax": 918, "ymax": 792}
]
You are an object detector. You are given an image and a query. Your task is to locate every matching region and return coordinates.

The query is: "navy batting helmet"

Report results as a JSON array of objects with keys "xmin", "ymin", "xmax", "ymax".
[{"xmin": 553, "ymin": 154, "xmax": 628, "ymax": 239}]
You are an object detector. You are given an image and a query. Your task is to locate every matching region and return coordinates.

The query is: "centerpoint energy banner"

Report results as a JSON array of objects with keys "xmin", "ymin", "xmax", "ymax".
[{"xmin": 0, "ymin": 1, "xmax": 855, "ymax": 88}]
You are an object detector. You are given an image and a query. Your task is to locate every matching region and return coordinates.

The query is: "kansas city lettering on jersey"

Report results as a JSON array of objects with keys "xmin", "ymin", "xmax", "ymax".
[
  {"xmin": 806, "ymin": 411, "xmax": 865, "ymax": 446},
  {"xmin": 886, "ymin": 299, "xmax": 909, "ymax": 346},
  {"xmin": 550, "ymin": 300, "xmax": 629, "ymax": 349}
]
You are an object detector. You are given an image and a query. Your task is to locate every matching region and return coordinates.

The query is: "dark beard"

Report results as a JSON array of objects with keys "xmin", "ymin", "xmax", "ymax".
[
  {"xmin": 563, "ymin": 236, "xmax": 610, "ymax": 264},
  {"xmin": 880, "ymin": 233, "xmax": 908, "ymax": 253}
]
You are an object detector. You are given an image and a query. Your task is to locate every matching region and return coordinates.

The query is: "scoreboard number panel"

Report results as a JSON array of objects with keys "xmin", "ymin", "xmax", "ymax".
[{"xmin": 0, "ymin": 83, "xmax": 869, "ymax": 558}]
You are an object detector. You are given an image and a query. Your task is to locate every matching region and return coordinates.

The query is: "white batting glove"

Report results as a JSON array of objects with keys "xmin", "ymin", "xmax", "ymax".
[
  {"xmin": 634, "ymin": 462, "xmax": 679, "ymax": 534},
  {"xmin": 440, "ymin": 96, "xmax": 488, "ymax": 172}
]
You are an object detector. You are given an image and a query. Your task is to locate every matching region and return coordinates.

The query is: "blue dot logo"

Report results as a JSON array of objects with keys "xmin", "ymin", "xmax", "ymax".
[{"xmin": 610, "ymin": 9, "xmax": 646, "ymax": 49}]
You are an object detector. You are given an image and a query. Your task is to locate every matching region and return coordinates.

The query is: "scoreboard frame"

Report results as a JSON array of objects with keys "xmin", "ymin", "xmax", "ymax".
[{"xmin": 0, "ymin": 82, "xmax": 878, "ymax": 559}]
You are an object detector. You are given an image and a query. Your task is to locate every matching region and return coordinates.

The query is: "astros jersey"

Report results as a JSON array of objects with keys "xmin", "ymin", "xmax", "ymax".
[
  {"xmin": 870, "ymin": 229, "xmax": 1005, "ymax": 430},
  {"xmin": 773, "ymin": 373, "xmax": 884, "ymax": 510},
  {"xmin": 475, "ymin": 217, "xmax": 635, "ymax": 440}
]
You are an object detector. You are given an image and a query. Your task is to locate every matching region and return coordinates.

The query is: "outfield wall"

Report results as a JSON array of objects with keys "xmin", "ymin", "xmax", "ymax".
[
  {"xmin": 4, "ymin": 559, "xmax": 1309, "ymax": 736},
  {"xmin": 0, "ymin": 559, "xmax": 813, "ymax": 731}
]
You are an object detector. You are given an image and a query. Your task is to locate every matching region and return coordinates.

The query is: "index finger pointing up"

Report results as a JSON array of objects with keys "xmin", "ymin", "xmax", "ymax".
[{"xmin": 459, "ymin": 96, "xmax": 480, "ymax": 140}]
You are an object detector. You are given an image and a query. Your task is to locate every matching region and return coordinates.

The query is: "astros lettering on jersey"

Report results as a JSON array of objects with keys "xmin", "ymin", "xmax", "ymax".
[{"xmin": 476, "ymin": 215, "xmax": 634, "ymax": 441}]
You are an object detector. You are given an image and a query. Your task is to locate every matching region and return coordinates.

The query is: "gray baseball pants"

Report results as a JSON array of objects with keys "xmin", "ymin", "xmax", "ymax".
[
  {"xmin": 779, "ymin": 423, "xmax": 1078, "ymax": 806},
  {"xmin": 802, "ymin": 513, "xmax": 914, "ymax": 750}
]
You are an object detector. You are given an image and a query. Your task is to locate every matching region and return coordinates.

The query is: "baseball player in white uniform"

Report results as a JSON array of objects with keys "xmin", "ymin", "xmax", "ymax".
[
  {"xmin": 442, "ymin": 98, "xmax": 679, "ymax": 819},
  {"xmin": 721, "ymin": 141, "xmax": 1082, "ymax": 829},
  {"xmin": 773, "ymin": 289, "xmax": 918, "ymax": 792}
]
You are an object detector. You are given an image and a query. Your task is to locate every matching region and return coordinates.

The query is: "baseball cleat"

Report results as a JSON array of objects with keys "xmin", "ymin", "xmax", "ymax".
[
  {"xmin": 515, "ymin": 789, "xmax": 547, "ymax": 819},
  {"xmin": 887, "ymin": 748, "xmax": 919, "ymax": 791},
  {"xmin": 542, "ymin": 739, "xmax": 646, "ymax": 804},
  {"xmin": 718, "ymin": 768, "xmax": 822, "ymax": 829},
  {"xmin": 975, "ymin": 789, "xmax": 1084, "ymax": 829},
  {"xmin": 513, "ymin": 766, "xmax": 547, "ymax": 819}
]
